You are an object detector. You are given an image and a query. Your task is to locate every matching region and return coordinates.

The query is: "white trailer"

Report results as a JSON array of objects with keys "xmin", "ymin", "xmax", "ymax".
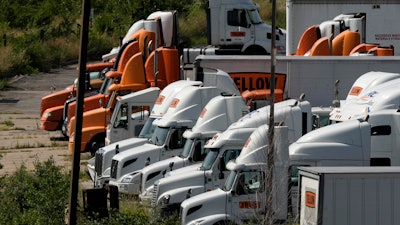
[
  {"xmin": 194, "ymin": 55, "xmax": 400, "ymax": 107},
  {"xmin": 286, "ymin": 0, "xmax": 400, "ymax": 55},
  {"xmin": 298, "ymin": 166, "xmax": 400, "ymax": 225}
]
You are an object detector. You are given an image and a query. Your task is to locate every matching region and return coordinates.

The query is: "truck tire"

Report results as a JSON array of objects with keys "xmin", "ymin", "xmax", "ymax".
[
  {"xmin": 87, "ymin": 133, "xmax": 105, "ymax": 155},
  {"xmin": 243, "ymin": 45, "xmax": 268, "ymax": 55}
]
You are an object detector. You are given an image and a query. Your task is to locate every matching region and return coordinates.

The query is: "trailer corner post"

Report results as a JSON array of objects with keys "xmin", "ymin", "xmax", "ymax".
[{"xmin": 68, "ymin": 0, "xmax": 90, "ymax": 224}]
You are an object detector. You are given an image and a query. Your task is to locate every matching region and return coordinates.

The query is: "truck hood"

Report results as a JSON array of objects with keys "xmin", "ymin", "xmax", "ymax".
[
  {"xmin": 87, "ymin": 137, "xmax": 148, "ymax": 175},
  {"xmin": 112, "ymin": 143, "xmax": 161, "ymax": 162},
  {"xmin": 181, "ymin": 189, "xmax": 227, "ymax": 224},
  {"xmin": 141, "ymin": 156, "xmax": 186, "ymax": 177},
  {"xmin": 141, "ymin": 156, "xmax": 186, "ymax": 192},
  {"xmin": 156, "ymin": 170, "xmax": 205, "ymax": 196},
  {"xmin": 165, "ymin": 163, "xmax": 202, "ymax": 178}
]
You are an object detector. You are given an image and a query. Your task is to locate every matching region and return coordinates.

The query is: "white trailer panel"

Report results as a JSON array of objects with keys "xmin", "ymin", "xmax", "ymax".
[
  {"xmin": 195, "ymin": 55, "xmax": 400, "ymax": 106},
  {"xmin": 299, "ymin": 166, "xmax": 400, "ymax": 225}
]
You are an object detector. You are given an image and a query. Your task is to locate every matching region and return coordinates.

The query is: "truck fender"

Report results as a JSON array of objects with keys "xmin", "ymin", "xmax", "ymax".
[
  {"xmin": 81, "ymin": 127, "xmax": 106, "ymax": 154},
  {"xmin": 242, "ymin": 44, "xmax": 268, "ymax": 55}
]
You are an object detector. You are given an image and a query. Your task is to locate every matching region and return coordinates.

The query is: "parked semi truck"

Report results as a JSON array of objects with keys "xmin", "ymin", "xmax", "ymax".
[
  {"xmin": 150, "ymin": 98, "xmax": 317, "ymax": 214},
  {"xmin": 39, "ymin": 66, "xmax": 107, "ymax": 132},
  {"xmin": 67, "ymin": 11, "xmax": 182, "ymax": 153},
  {"xmin": 298, "ymin": 166, "xmax": 400, "ymax": 225},
  {"xmin": 41, "ymin": 14, "xmax": 160, "ymax": 135},
  {"xmin": 114, "ymin": 94, "xmax": 249, "ymax": 196},
  {"xmin": 180, "ymin": 125, "xmax": 290, "ymax": 224},
  {"xmin": 286, "ymin": 0, "xmax": 400, "ymax": 56},
  {"xmin": 180, "ymin": 116, "xmax": 400, "ymax": 224},
  {"xmin": 330, "ymin": 71, "xmax": 400, "ymax": 122},
  {"xmin": 185, "ymin": 78, "xmax": 400, "ymax": 224},
  {"xmin": 182, "ymin": 0, "xmax": 286, "ymax": 58},
  {"xmin": 87, "ymin": 79, "xmax": 203, "ymax": 186},
  {"xmin": 107, "ymin": 83, "xmax": 241, "ymax": 192},
  {"xmin": 60, "ymin": 10, "xmax": 171, "ymax": 139},
  {"xmin": 88, "ymin": 68, "xmax": 241, "ymax": 187}
]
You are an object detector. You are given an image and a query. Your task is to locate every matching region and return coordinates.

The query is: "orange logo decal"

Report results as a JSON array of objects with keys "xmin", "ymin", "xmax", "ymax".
[
  {"xmin": 305, "ymin": 191, "xmax": 316, "ymax": 208},
  {"xmin": 239, "ymin": 201, "xmax": 260, "ymax": 208},
  {"xmin": 349, "ymin": 86, "xmax": 363, "ymax": 96},
  {"xmin": 170, "ymin": 98, "xmax": 180, "ymax": 108},
  {"xmin": 231, "ymin": 31, "xmax": 246, "ymax": 37},
  {"xmin": 155, "ymin": 95, "xmax": 165, "ymax": 105}
]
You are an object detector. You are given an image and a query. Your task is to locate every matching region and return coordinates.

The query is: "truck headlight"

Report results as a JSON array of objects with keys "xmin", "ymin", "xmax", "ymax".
[
  {"xmin": 121, "ymin": 175, "xmax": 133, "ymax": 183},
  {"xmin": 162, "ymin": 194, "xmax": 170, "ymax": 205}
]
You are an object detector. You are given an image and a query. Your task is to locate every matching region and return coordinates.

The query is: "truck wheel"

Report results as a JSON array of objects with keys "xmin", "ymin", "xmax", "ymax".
[
  {"xmin": 243, "ymin": 46, "xmax": 268, "ymax": 55},
  {"xmin": 87, "ymin": 133, "xmax": 105, "ymax": 155}
]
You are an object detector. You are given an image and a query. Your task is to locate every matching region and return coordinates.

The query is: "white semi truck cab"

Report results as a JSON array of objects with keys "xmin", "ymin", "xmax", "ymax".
[
  {"xmin": 107, "ymin": 82, "xmax": 241, "ymax": 192},
  {"xmin": 180, "ymin": 125, "xmax": 290, "ymax": 224},
  {"xmin": 116, "ymin": 94, "xmax": 249, "ymax": 196},
  {"xmin": 87, "ymin": 79, "xmax": 202, "ymax": 186},
  {"xmin": 330, "ymin": 71, "xmax": 400, "ymax": 122},
  {"xmin": 207, "ymin": 0, "xmax": 286, "ymax": 55},
  {"xmin": 292, "ymin": 108, "xmax": 400, "ymax": 168},
  {"xmin": 183, "ymin": 0, "xmax": 286, "ymax": 63},
  {"xmin": 151, "ymin": 99, "xmax": 314, "ymax": 215},
  {"xmin": 104, "ymin": 87, "xmax": 160, "ymax": 145},
  {"xmin": 88, "ymin": 68, "xmax": 239, "ymax": 187}
]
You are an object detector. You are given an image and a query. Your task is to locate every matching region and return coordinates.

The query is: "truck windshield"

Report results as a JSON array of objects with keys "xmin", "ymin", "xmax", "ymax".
[
  {"xmin": 247, "ymin": 9, "xmax": 262, "ymax": 24},
  {"xmin": 201, "ymin": 149, "xmax": 219, "ymax": 170},
  {"xmin": 180, "ymin": 139, "xmax": 209, "ymax": 161},
  {"xmin": 139, "ymin": 117, "xmax": 156, "ymax": 138},
  {"xmin": 150, "ymin": 126, "xmax": 169, "ymax": 146},
  {"xmin": 180, "ymin": 139, "xmax": 194, "ymax": 158},
  {"xmin": 223, "ymin": 171, "xmax": 237, "ymax": 191}
]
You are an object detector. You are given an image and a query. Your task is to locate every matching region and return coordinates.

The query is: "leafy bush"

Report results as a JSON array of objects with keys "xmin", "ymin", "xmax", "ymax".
[{"xmin": 0, "ymin": 157, "xmax": 70, "ymax": 225}]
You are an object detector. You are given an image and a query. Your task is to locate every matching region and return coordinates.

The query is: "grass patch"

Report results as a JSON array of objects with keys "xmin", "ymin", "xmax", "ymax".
[{"xmin": 0, "ymin": 120, "xmax": 14, "ymax": 127}]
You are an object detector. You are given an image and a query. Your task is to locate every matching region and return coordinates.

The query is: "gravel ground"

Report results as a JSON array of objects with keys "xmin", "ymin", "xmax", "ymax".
[{"xmin": 0, "ymin": 64, "xmax": 92, "ymax": 175}]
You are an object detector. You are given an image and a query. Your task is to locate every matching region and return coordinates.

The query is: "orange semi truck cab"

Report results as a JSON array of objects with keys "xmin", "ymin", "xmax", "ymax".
[
  {"xmin": 39, "ymin": 64, "xmax": 110, "ymax": 132},
  {"xmin": 40, "ymin": 13, "xmax": 160, "ymax": 135},
  {"xmin": 68, "ymin": 11, "xmax": 180, "ymax": 154},
  {"xmin": 63, "ymin": 28, "xmax": 157, "ymax": 136}
]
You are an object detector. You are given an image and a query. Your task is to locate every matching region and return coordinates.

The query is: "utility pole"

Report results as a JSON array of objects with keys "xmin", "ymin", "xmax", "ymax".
[
  {"xmin": 68, "ymin": 0, "xmax": 90, "ymax": 224},
  {"xmin": 266, "ymin": 0, "xmax": 276, "ymax": 224}
]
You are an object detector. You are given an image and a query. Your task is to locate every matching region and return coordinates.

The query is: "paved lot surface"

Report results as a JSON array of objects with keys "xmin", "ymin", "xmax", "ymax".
[{"xmin": 0, "ymin": 65, "xmax": 91, "ymax": 175}]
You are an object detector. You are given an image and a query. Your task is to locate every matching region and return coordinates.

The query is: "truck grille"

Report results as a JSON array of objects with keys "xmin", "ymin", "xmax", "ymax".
[
  {"xmin": 151, "ymin": 183, "xmax": 158, "ymax": 207},
  {"xmin": 95, "ymin": 151, "xmax": 103, "ymax": 176}
]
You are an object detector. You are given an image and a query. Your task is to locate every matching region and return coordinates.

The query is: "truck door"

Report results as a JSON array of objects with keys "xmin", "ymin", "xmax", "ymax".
[
  {"xmin": 161, "ymin": 127, "xmax": 187, "ymax": 159},
  {"xmin": 225, "ymin": 8, "xmax": 252, "ymax": 46},
  {"xmin": 110, "ymin": 103, "xmax": 150, "ymax": 143},
  {"xmin": 230, "ymin": 171, "xmax": 266, "ymax": 222},
  {"xmin": 206, "ymin": 149, "xmax": 241, "ymax": 191}
]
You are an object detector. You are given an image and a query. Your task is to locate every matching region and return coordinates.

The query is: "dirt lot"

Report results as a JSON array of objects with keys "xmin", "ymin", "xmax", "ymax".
[{"xmin": 0, "ymin": 65, "xmax": 92, "ymax": 175}]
